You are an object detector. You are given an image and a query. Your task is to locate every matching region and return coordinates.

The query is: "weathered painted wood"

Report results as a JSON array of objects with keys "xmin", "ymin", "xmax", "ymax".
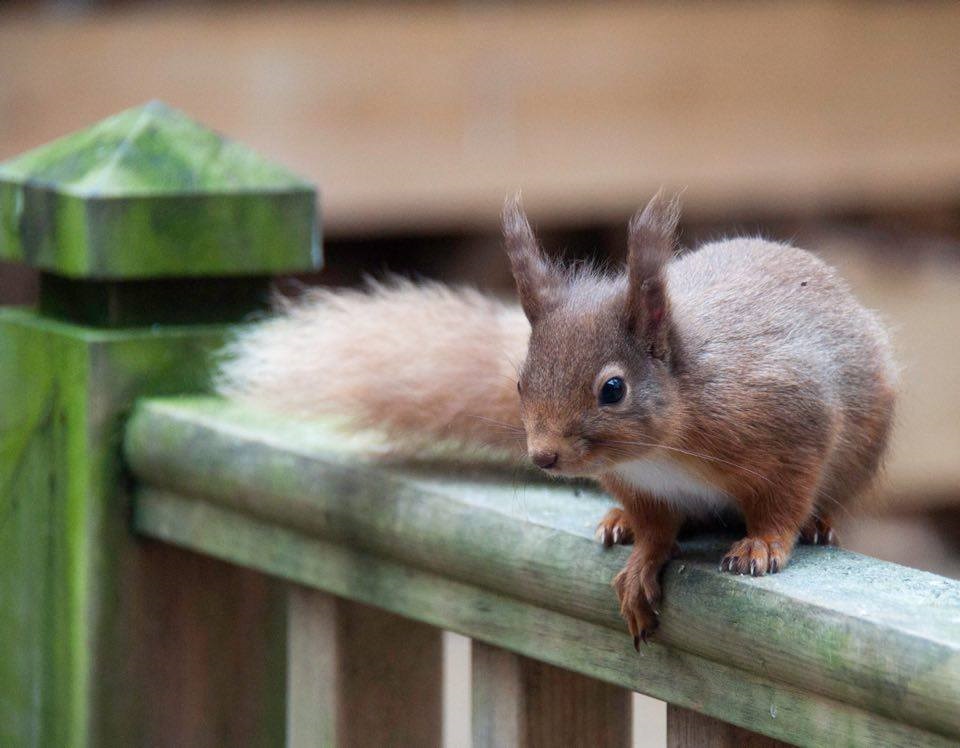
[
  {"xmin": 472, "ymin": 642, "xmax": 631, "ymax": 748},
  {"xmin": 0, "ymin": 101, "xmax": 319, "ymax": 278},
  {"xmin": 287, "ymin": 588, "xmax": 339, "ymax": 748},
  {"xmin": 0, "ymin": 312, "xmax": 288, "ymax": 746},
  {"xmin": 472, "ymin": 643, "xmax": 524, "ymax": 747},
  {"xmin": 0, "ymin": 103, "xmax": 318, "ymax": 746},
  {"xmin": 123, "ymin": 397, "xmax": 960, "ymax": 745},
  {"xmin": 287, "ymin": 587, "xmax": 443, "ymax": 748},
  {"xmin": 37, "ymin": 273, "xmax": 272, "ymax": 327},
  {"xmin": 132, "ymin": 488, "xmax": 956, "ymax": 748},
  {"xmin": 667, "ymin": 705, "xmax": 791, "ymax": 748}
]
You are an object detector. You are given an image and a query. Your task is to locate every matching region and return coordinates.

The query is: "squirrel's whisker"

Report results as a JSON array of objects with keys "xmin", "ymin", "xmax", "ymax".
[{"xmin": 466, "ymin": 414, "xmax": 526, "ymax": 434}]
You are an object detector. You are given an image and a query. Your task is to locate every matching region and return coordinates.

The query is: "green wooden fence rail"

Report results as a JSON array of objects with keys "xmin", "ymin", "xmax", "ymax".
[
  {"xmin": 3, "ymin": 102, "xmax": 960, "ymax": 748},
  {"xmin": 123, "ymin": 397, "xmax": 960, "ymax": 748}
]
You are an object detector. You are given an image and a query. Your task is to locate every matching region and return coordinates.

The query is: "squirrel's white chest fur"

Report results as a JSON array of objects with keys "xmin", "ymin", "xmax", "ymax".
[{"xmin": 613, "ymin": 455, "xmax": 732, "ymax": 514}]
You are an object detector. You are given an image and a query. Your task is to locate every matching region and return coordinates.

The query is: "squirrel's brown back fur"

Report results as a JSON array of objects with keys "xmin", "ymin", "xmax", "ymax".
[{"xmin": 667, "ymin": 238, "xmax": 897, "ymax": 517}]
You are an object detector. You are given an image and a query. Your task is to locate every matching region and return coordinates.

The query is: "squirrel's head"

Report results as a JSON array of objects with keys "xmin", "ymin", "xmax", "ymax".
[{"xmin": 505, "ymin": 191, "xmax": 683, "ymax": 477}]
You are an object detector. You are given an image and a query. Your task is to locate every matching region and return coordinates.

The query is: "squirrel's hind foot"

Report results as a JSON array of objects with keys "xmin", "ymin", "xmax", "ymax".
[
  {"xmin": 799, "ymin": 515, "xmax": 839, "ymax": 546},
  {"xmin": 595, "ymin": 507, "xmax": 634, "ymax": 547}
]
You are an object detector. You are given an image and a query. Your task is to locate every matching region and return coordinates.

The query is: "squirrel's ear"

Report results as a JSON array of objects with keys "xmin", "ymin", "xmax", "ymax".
[
  {"xmin": 503, "ymin": 194, "xmax": 561, "ymax": 323},
  {"xmin": 625, "ymin": 190, "xmax": 681, "ymax": 357}
]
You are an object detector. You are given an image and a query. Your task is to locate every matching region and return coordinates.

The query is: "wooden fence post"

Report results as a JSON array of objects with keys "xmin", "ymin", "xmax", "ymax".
[
  {"xmin": 0, "ymin": 101, "xmax": 320, "ymax": 746},
  {"xmin": 287, "ymin": 588, "xmax": 443, "ymax": 748},
  {"xmin": 472, "ymin": 641, "xmax": 632, "ymax": 748}
]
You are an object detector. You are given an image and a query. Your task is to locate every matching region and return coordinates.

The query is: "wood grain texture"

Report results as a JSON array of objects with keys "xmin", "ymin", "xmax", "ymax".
[
  {"xmin": 472, "ymin": 642, "xmax": 630, "ymax": 748},
  {"xmin": 132, "ymin": 488, "xmax": 954, "ymax": 748},
  {"xmin": 668, "ymin": 705, "xmax": 791, "ymax": 748},
  {"xmin": 124, "ymin": 397, "xmax": 960, "ymax": 747},
  {"xmin": 0, "ymin": 311, "xmax": 287, "ymax": 747},
  {"xmin": 2, "ymin": 3, "xmax": 959, "ymax": 235},
  {"xmin": 287, "ymin": 588, "xmax": 442, "ymax": 748},
  {"xmin": 472, "ymin": 642, "xmax": 523, "ymax": 747}
]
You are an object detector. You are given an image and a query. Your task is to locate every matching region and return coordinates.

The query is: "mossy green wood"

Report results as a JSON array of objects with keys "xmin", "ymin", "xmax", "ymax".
[
  {"xmin": 123, "ymin": 397, "xmax": 960, "ymax": 747},
  {"xmin": 0, "ymin": 101, "xmax": 320, "ymax": 278},
  {"xmin": 0, "ymin": 312, "xmax": 286, "ymax": 747},
  {"xmin": 133, "ymin": 491, "xmax": 951, "ymax": 748}
]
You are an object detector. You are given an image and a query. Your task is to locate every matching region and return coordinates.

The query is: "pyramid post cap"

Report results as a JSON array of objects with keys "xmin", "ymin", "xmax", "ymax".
[{"xmin": 0, "ymin": 102, "xmax": 321, "ymax": 279}]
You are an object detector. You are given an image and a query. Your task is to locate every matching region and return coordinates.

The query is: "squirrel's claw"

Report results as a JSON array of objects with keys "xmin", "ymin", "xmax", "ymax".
[
  {"xmin": 613, "ymin": 549, "xmax": 666, "ymax": 648},
  {"xmin": 799, "ymin": 516, "xmax": 840, "ymax": 547},
  {"xmin": 719, "ymin": 555, "xmax": 737, "ymax": 573},
  {"xmin": 595, "ymin": 507, "xmax": 634, "ymax": 548},
  {"xmin": 720, "ymin": 537, "xmax": 792, "ymax": 576}
]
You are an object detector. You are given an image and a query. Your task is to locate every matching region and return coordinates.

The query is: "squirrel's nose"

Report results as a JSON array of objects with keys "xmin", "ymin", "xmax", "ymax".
[{"xmin": 531, "ymin": 451, "xmax": 559, "ymax": 470}]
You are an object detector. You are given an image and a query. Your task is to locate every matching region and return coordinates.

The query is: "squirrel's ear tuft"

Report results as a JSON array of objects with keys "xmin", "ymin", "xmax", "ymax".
[
  {"xmin": 503, "ymin": 193, "xmax": 561, "ymax": 323},
  {"xmin": 625, "ymin": 189, "xmax": 681, "ymax": 356}
]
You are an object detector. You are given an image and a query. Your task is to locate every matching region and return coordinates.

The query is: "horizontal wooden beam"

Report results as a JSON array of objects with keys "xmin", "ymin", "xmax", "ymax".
[
  {"xmin": 3, "ymin": 2, "xmax": 960, "ymax": 234},
  {"xmin": 123, "ymin": 397, "xmax": 960, "ymax": 746}
]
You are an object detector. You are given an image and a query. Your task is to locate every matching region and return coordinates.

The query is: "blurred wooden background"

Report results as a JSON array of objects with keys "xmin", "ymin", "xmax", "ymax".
[
  {"xmin": 3, "ymin": 2, "xmax": 960, "ymax": 234},
  {"xmin": 2, "ymin": 2, "xmax": 958, "ymax": 745},
  {"xmin": 3, "ymin": 0, "xmax": 958, "ymax": 560}
]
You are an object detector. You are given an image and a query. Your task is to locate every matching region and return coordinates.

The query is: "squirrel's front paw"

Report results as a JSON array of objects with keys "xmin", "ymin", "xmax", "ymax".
[
  {"xmin": 612, "ymin": 550, "xmax": 665, "ymax": 648},
  {"xmin": 595, "ymin": 507, "xmax": 634, "ymax": 547},
  {"xmin": 720, "ymin": 536, "xmax": 791, "ymax": 576}
]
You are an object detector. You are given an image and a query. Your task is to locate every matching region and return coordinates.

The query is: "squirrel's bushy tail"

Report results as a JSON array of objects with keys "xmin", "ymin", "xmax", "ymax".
[{"xmin": 216, "ymin": 278, "xmax": 530, "ymax": 454}]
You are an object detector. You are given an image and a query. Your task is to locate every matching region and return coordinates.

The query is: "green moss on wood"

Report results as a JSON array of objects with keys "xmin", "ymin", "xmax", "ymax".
[
  {"xmin": 0, "ymin": 311, "xmax": 287, "ymax": 747},
  {"xmin": 123, "ymin": 397, "xmax": 960, "ymax": 745},
  {"xmin": 134, "ymin": 489, "xmax": 956, "ymax": 748},
  {"xmin": 0, "ymin": 101, "xmax": 320, "ymax": 278}
]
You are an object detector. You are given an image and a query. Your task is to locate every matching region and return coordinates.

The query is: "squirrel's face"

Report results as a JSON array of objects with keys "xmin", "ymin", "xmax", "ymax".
[
  {"xmin": 504, "ymin": 191, "xmax": 682, "ymax": 477},
  {"xmin": 517, "ymin": 292, "xmax": 680, "ymax": 477}
]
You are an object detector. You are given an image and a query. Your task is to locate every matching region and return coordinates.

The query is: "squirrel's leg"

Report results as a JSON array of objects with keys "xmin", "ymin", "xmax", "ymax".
[
  {"xmin": 595, "ymin": 507, "xmax": 634, "ymax": 547},
  {"xmin": 607, "ymin": 491, "xmax": 683, "ymax": 647},
  {"xmin": 721, "ymin": 481, "xmax": 818, "ymax": 576}
]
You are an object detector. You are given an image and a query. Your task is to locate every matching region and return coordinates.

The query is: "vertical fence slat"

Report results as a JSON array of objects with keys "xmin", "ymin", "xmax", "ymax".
[
  {"xmin": 472, "ymin": 641, "xmax": 632, "ymax": 748},
  {"xmin": 287, "ymin": 588, "xmax": 339, "ymax": 747},
  {"xmin": 472, "ymin": 642, "xmax": 524, "ymax": 746},
  {"xmin": 667, "ymin": 705, "xmax": 792, "ymax": 748},
  {"xmin": 287, "ymin": 587, "xmax": 443, "ymax": 747}
]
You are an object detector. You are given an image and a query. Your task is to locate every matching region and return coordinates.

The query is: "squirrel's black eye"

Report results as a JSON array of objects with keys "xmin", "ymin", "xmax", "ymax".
[{"xmin": 599, "ymin": 377, "xmax": 625, "ymax": 405}]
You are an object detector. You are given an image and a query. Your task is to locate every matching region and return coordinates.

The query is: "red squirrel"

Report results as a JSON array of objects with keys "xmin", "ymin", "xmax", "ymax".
[{"xmin": 218, "ymin": 192, "xmax": 897, "ymax": 646}]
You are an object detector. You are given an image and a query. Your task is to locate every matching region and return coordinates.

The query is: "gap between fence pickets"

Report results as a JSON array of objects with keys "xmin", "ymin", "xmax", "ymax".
[
  {"xmin": 287, "ymin": 586, "xmax": 785, "ymax": 748},
  {"xmin": 472, "ymin": 640, "xmax": 633, "ymax": 748},
  {"xmin": 286, "ymin": 586, "xmax": 443, "ymax": 748},
  {"xmin": 286, "ymin": 588, "xmax": 339, "ymax": 748}
]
